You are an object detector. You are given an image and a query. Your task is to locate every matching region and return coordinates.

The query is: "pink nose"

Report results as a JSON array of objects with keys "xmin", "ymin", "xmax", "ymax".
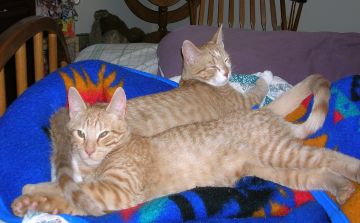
[
  {"xmin": 224, "ymin": 70, "xmax": 229, "ymax": 77},
  {"xmin": 85, "ymin": 148, "xmax": 95, "ymax": 156}
]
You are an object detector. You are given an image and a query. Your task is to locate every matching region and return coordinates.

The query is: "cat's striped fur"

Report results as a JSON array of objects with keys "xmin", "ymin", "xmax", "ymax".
[
  {"xmin": 179, "ymin": 26, "xmax": 330, "ymax": 139},
  {"xmin": 12, "ymin": 86, "xmax": 358, "ymax": 216},
  {"xmin": 13, "ymin": 27, "xmax": 330, "ymax": 216},
  {"xmin": 267, "ymin": 74, "xmax": 330, "ymax": 138}
]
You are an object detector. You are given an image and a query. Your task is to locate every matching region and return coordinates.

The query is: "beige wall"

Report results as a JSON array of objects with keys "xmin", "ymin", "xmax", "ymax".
[
  {"xmin": 299, "ymin": 0, "xmax": 360, "ymax": 33},
  {"xmin": 74, "ymin": 0, "xmax": 360, "ymax": 34}
]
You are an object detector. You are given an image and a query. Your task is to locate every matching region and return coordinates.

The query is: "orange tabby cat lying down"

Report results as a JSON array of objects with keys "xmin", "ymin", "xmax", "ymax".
[
  {"xmin": 12, "ymin": 86, "xmax": 358, "ymax": 216},
  {"xmin": 12, "ymin": 26, "xmax": 331, "ymax": 216}
]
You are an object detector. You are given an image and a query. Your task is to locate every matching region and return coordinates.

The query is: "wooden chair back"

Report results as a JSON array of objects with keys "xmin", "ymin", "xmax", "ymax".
[
  {"xmin": 0, "ymin": 16, "xmax": 70, "ymax": 116},
  {"xmin": 188, "ymin": 0, "xmax": 306, "ymax": 31}
]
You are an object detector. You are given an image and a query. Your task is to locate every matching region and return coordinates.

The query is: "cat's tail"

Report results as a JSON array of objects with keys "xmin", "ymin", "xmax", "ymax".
[
  {"xmin": 50, "ymin": 108, "xmax": 105, "ymax": 216},
  {"xmin": 265, "ymin": 74, "xmax": 330, "ymax": 138}
]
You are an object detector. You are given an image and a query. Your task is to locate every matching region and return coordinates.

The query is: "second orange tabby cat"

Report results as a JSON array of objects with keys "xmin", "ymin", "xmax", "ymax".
[{"xmin": 12, "ymin": 86, "xmax": 356, "ymax": 217}]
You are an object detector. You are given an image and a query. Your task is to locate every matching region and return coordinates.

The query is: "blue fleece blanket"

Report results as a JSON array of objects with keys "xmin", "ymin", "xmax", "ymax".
[{"xmin": 0, "ymin": 60, "xmax": 357, "ymax": 222}]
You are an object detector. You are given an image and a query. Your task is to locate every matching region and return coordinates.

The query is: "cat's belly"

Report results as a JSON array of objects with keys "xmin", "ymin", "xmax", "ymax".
[{"xmin": 147, "ymin": 148, "xmax": 248, "ymax": 200}]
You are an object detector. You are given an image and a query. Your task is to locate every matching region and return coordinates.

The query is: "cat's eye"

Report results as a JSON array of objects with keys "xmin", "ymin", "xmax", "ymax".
[
  {"xmin": 224, "ymin": 58, "xmax": 230, "ymax": 64},
  {"xmin": 77, "ymin": 130, "xmax": 85, "ymax": 138},
  {"xmin": 98, "ymin": 131, "xmax": 109, "ymax": 138},
  {"xmin": 208, "ymin": 65, "xmax": 219, "ymax": 71}
]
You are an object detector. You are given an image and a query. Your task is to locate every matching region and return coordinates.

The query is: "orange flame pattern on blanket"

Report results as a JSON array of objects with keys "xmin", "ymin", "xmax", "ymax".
[{"xmin": 60, "ymin": 64, "xmax": 123, "ymax": 105}]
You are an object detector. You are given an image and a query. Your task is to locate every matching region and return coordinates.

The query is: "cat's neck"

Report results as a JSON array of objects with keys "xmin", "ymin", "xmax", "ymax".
[
  {"xmin": 72, "ymin": 153, "xmax": 97, "ymax": 180},
  {"xmin": 181, "ymin": 78, "xmax": 246, "ymax": 109},
  {"xmin": 103, "ymin": 133, "xmax": 144, "ymax": 160},
  {"xmin": 179, "ymin": 79, "xmax": 207, "ymax": 87},
  {"xmin": 181, "ymin": 78, "xmax": 236, "ymax": 95}
]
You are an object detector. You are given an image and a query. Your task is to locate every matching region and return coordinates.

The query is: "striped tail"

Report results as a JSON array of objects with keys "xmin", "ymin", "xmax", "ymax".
[
  {"xmin": 265, "ymin": 74, "xmax": 330, "ymax": 138},
  {"xmin": 50, "ymin": 108, "xmax": 105, "ymax": 215}
]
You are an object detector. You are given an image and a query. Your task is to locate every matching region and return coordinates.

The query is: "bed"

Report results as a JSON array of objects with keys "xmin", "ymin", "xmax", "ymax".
[{"xmin": 1, "ymin": 4, "xmax": 360, "ymax": 223}]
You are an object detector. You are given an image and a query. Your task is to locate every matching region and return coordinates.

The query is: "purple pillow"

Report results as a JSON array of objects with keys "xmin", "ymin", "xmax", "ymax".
[{"xmin": 158, "ymin": 25, "xmax": 360, "ymax": 84}]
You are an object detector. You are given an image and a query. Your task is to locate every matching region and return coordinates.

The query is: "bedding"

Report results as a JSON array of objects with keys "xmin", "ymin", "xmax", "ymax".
[
  {"xmin": 75, "ymin": 43, "xmax": 159, "ymax": 75},
  {"xmin": 0, "ymin": 60, "xmax": 360, "ymax": 222},
  {"xmin": 158, "ymin": 25, "xmax": 360, "ymax": 84}
]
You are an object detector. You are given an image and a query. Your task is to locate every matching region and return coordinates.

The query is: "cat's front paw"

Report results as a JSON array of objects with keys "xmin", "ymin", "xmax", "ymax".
[
  {"xmin": 22, "ymin": 184, "xmax": 44, "ymax": 194},
  {"xmin": 23, "ymin": 182, "xmax": 60, "ymax": 195},
  {"xmin": 12, "ymin": 193, "xmax": 74, "ymax": 217},
  {"xmin": 12, "ymin": 194, "xmax": 50, "ymax": 217},
  {"xmin": 260, "ymin": 70, "xmax": 273, "ymax": 85}
]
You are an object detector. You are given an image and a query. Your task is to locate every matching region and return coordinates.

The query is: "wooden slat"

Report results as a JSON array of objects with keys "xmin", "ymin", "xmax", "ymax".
[
  {"xmin": 15, "ymin": 44, "xmax": 28, "ymax": 96},
  {"xmin": 260, "ymin": 0, "xmax": 266, "ymax": 31},
  {"xmin": 292, "ymin": 2, "xmax": 304, "ymax": 31},
  {"xmin": 198, "ymin": 0, "xmax": 205, "ymax": 25},
  {"xmin": 207, "ymin": 0, "xmax": 214, "ymax": 25},
  {"xmin": 280, "ymin": 0, "xmax": 287, "ymax": 30},
  {"xmin": 48, "ymin": 32, "xmax": 58, "ymax": 73},
  {"xmin": 228, "ymin": 0, "xmax": 234, "ymax": 28},
  {"xmin": 33, "ymin": 32, "xmax": 44, "ymax": 81},
  {"xmin": 250, "ymin": 0, "xmax": 255, "ymax": 30},
  {"xmin": 0, "ymin": 69, "xmax": 5, "ymax": 115},
  {"xmin": 239, "ymin": 0, "xmax": 245, "ymax": 28},
  {"xmin": 270, "ymin": 0, "xmax": 277, "ymax": 30},
  {"xmin": 217, "ymin": 0, "xmax": 224, "ymax": 27},
  {"xmin": 187, "ymin": 0, "xmax": 300, "ymax": 31},
  {"xmin": 288, "ymin": 1, "xmax": 296, "ymax": 30},
  {"xmin": 188, "ymin": 0, "xmax": 197, "ymax": 25}
]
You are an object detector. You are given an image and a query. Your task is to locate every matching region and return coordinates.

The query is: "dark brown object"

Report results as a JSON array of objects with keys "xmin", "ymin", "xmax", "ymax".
[
  {"xmin": 125, "ymin": 0, "xmax": 190, "ymax": 42},
  {"xmin": 99, "ymin": 11, "xmax": 146, "ymax": 43},
  {"xmin": 0, "ymin": 0, "xmax": 35, "ymax": 33}
]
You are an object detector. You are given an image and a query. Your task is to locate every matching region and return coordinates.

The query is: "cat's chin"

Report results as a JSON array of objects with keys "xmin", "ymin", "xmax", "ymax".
[
  {"xmin": 206, "ymin": 79, "xmax": 229, "ymax": 87},
  {"xmin": 80, "ymin": 155, "xmax": 103, "ymax": 166}
]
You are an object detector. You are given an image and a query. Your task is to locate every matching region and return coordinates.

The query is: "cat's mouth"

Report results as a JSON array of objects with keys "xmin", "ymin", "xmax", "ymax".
[
  {"xmin": 80, "ymin": 154, "xmax": 102, "ymax": 166},
  {"xmin": 207, "ymin": 73, "xmax": 229, "ymax": 86}
]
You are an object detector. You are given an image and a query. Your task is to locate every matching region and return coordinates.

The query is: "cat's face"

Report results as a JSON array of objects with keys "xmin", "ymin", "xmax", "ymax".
[
  {"xmin": 67, "ymin": 87, "xmax": 129, "ymax": 166},
  {"xmin": 181, "ymin": 26, "xmax": 232, "ymax": 87}
]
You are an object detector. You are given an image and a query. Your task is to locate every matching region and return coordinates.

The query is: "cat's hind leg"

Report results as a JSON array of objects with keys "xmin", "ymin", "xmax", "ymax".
[
  {"xmin": 257, "ymin": 142, "xmax": 360, "ymax": 184},
  {"xmin": 245, "ymin": 164, "xmax": 354, "ymax": 204}
]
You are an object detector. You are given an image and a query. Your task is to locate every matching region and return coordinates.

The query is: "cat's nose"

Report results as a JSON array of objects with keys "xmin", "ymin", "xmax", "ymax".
[{"xmin": 85, "ymin": 148, "xmax": 95, "ymax": 156}]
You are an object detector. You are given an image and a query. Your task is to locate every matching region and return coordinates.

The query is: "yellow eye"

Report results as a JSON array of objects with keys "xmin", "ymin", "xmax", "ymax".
[
  {"xmin": 77, "ymin": 130, "xmax": 85, "ymax": 138},
  {"xmin": 99, "ymin": 131, "xmax": 109, "ymax": 138}
]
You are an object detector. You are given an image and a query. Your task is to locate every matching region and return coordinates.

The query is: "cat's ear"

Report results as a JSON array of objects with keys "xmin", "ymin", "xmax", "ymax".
[
  {"xmin": 211, "ymin": 25, "xmax": 224, "ymax": 47},
  {"xmin": 68, "ymin": 87, "xmax": 87, "ymax": 119},
  {"xmin": 182, "ymin": 40, "xmax": 201, "ymax": 65},
  {"xmin": 106, "ymin": 87, "xmax": 127, "ymax": 119}
]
